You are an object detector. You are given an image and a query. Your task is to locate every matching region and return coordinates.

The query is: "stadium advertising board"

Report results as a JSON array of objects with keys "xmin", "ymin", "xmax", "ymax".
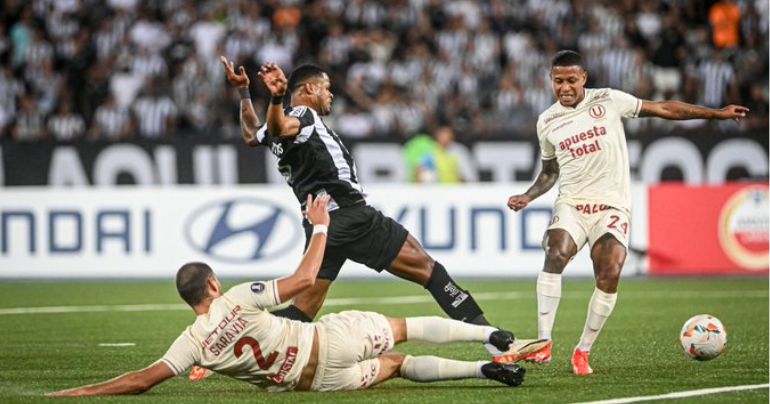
[
  {"xmin": 0, "ymin": 184, "xmax": 648, "ymax": 278},
  {"xmin": 0, "ymin": 131, "xmax": 766, "ymax": 186},
  {"xmin": 648, "ymin": 183, "xmax": 769, "ymax": 275}
]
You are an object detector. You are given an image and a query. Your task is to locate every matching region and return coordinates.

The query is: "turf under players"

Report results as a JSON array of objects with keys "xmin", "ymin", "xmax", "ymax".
[
  {"xmin": 499, "ymin": 50, "xmax": 748, "ymax": 375},
  {"xmin": 219, "ymin": 57, "xmax": 496, "ymax": 327},
  {"xmin": 47, "ymin": 194, "xmax": 528, "ymax": 396}
]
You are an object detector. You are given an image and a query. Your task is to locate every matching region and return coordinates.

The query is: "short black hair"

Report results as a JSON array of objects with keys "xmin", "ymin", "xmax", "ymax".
[
  {"xmin": 176, "ymin": 262, "xmax": 214, "ymax": 306},
  {"xmin": 551, "ymin": 50, "xmax": 585, "ymax": 69},
  {"xmin": 287, "ymin": 64, "xmax": 327, "ymax": 95}
]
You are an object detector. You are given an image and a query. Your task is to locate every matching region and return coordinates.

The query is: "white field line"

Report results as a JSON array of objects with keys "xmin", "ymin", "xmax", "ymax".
[
  {"xmin": 573, "ymin": 383, "xmax": 769, "ymax": 404},
  {"xmin": 98, "ymin": 343, "xmax": 136, "ymax": 347},
  {"xmin": 0, "ymin": 289, "xmax": 766, "ymax": 316}
]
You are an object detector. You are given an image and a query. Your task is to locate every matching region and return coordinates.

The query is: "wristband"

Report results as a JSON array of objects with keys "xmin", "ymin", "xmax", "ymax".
[
  {"xmin": 270, "ymin": 95, "xmax": 284, "ymax": 105},
  {"xmin": 238, "ymin": 87, "xmax": 250, "ymax": 100},
  {"xmin": 312, "ymin": 224, "xmax": 328, "ymax": 235}
]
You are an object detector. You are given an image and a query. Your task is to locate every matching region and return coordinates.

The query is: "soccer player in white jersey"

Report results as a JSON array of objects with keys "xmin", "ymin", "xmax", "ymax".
[
  {"xmin": 48, "ymin": 194, "xmax": 541, "ymax": 397},
  {"xmin": 497, "ymin": 50, "xmax": 748, "ymax": 375}
]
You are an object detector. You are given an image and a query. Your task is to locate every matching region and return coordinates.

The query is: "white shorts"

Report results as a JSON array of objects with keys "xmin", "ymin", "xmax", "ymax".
[
  {"xmin": 545, "ymin": 202, "xmax": 631, "ymax": 250},
  {"xmin": 310, "ymin": 311, "xmax": 394, "ymax": 392}
]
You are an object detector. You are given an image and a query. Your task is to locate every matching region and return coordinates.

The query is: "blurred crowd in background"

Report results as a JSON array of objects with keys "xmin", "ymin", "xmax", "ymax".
[{"xmin": 0, "ymin": 0, "xmax": 767, "ymax": 143}]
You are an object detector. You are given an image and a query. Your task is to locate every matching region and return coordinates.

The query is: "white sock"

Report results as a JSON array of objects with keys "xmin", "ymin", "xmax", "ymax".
[
  {"xmin": 400, "ymin": 355, "xmax": 486, "ymax": 382},
  {"xmin": 537, "ymin": 272, "xmax": 562, "ymax": 340},
  {"xmin": 406, "ymin": 316, "xmax": 496, "ymax": 344},
  {"xmin": 577, "ymin": 288, "xmax": 618, "ymax": 352}
]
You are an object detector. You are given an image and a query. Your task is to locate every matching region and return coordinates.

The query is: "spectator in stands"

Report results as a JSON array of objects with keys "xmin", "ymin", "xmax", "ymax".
[
  {"xmin": 709, "ymin": 0, "xmax": 741, "ymax": 49},
  {"xmin": 12, "ymin": 94, "xmax": 47, "ymax": 141},
  {"xmin": 132, "ymin": 78, "xmax": 177, "ymax": 139},
  {"xmin": 0, "ymin": 66, "xmax": 23, "ymax": 137},
  {"xmin": 89, "ymin": 94, "xmax": 133, "ymax": 140},
  {"xmin": 0, "ymin": 0, "xmax": 765, "ymax": 144},
  {"xmin": 47, "ymin": 99, "xmax": 86, "ymax": 141},
  {"xmin": 698, "ymin": 50, "xmax": 738, "ymax": 108}
]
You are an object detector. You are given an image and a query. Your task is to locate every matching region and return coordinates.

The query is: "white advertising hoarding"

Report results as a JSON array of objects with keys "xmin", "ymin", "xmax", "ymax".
[{"xmin": 0, "ymin": 184, "xmax": 648, "ymax": 278}]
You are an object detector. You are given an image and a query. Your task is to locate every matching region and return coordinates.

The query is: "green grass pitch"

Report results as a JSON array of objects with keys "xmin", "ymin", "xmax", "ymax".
[{"xmin": 0, "ymin": 277, "xmax": 767, "ymax": 403}]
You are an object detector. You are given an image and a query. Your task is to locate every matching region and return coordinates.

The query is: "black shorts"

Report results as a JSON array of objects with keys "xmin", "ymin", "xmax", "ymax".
[{"xmin": 303, "ymin": 204, "xmax": 408, "ymax": 281}]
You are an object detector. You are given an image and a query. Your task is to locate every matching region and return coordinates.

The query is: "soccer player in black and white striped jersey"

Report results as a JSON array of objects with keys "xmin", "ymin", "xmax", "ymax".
[{"xmin": 220, "ymin": 57, "xmax": 545, "ymax": 361}]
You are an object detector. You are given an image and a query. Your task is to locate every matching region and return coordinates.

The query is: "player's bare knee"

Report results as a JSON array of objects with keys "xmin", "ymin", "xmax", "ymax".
[
  {"xmin": 376, "ymin": 353, "xmax": 406, "ymax": 383},
  {"xmin": 382, "ymin": 353, "xmax": 406, "ymax": 372},
  {"xmin": 544, "ymin": 245, "xmax": 572, "ymax": 269},
  {"xmin": 404, "ymin": 235, "xmax": 434, "ymax": 267},
  {"xmin": 596, "ymin": 264, "xmax": 622, "ymax": 292}
]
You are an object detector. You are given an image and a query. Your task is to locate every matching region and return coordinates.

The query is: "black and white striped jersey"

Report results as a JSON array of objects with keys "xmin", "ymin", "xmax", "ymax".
[{"xmin": 256, "ymin": 105, "xmax": 365, "ymax": 211}]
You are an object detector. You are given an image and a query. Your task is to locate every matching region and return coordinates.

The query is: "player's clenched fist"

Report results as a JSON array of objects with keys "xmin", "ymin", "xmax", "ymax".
[
  {"xmin": 718, "ymin": 104, "xmax": 750, "ymax": 120},
  {"xmin": 507, "ymin": 194, "xmax": 531, "ymax": 212}
]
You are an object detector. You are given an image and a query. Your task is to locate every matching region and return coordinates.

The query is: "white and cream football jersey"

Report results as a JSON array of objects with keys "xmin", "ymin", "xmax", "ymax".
[
  {"xmin": 536, "ymin": 88, "xmax": 641, "ymax": 213},
  {"xmin": 159, "ymin": 281, "xmax": 316, "ymax": 392}
]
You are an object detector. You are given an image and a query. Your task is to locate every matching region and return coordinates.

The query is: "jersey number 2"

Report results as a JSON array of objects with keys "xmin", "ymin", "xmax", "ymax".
[{"xmin": 234, "ymin": 337, "xmax": 278, "ymax": 370}]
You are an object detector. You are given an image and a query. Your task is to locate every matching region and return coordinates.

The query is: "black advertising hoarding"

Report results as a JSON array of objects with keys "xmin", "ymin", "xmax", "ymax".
[{"xmin": 0, "ymin": 130, "xmax": 767, "ymax": 186}]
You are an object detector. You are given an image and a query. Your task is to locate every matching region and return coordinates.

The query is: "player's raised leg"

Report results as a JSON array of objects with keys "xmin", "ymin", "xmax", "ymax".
[
  {"xmin": 387, "ymin": 234, "xmax": 491, "ymax": 325},
  {"xmin": 572, "ymin": 234, "xmax": 625, "ymax": 376}
]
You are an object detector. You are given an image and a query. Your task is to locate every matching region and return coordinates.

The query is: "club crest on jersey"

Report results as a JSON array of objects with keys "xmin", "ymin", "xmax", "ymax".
[
  {"xmin": 589, "ymin": 104, "xmax": 606, "ymax": 119},
  {"xmin": 250, "ymin": 282, "xmax": 266, "ymax": 293},
  {"xmin": 269, "ymin": 141, "xmax": 284, "ymax": 157}
]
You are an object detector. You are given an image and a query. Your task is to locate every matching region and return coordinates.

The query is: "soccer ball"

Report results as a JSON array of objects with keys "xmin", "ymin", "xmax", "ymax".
[{"xmin": 679, "ymin": 314, "xmax": 727, "ymax": 361}]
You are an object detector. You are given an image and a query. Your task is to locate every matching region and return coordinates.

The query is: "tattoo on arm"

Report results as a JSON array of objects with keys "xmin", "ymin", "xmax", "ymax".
[
  {"xmin": 640, "ymin": 101, "xmax": 718, "ymax": 120},
  {"xmin": 240, "ymin": 99, "xmax": 261, "ymax": 146},
  {"xmin": 526, "ymin": 159, "xmax": 559, "ymax": 200}
]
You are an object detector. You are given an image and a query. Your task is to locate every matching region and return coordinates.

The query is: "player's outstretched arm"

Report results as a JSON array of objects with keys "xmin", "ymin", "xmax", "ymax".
[
  {"xmin": 259, "ymin": 62, "xmax": 301, "ymax": 138},
  {"xmin": 220, "ymin": 56, "xmax": 261, "ymax": 147},
  {"xmin": 47, "ymin": 362, "xmax": 174, "ymax": 397},
  {"xmin": 639, "ymin": 100, "xmax": 749, "ymax": 121},
  {"xmin": 276, "ymin": 194, "xmax": 330, "ymax": 302},
  {"xmin": 507, "ymin": 159, "xmax": 559, "ymax": 212}
]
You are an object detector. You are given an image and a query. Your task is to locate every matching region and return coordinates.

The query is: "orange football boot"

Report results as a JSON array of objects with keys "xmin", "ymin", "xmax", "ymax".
[
  {"xmin": 571, "ymin": 348, "xmax": 593, "ymax": 376},
  {"xmin": 494, "ymin": 339, "xmax": 552, "ymax": 364}
]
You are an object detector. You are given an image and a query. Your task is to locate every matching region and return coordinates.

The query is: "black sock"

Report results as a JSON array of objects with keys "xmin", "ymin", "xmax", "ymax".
[
  {"xmin": 424, "ymin": 262, "xmax": 488, "ymax": 325},
  {"xmin": 469, "ymin": 313, "xmax": 491, "ymax": 325},
  {"xmin": 271, "ymin": 304, "xmax": 313, "ymax": 322}
]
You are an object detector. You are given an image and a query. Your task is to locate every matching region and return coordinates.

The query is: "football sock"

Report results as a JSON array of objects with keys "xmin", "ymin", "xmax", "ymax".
[
  {"xmin": 577, "ymin": 287, "xmax": 617, "ymax": 352},
  {"xmin": 405, "ymin": 316, "xmax": 497, "ymax": 344},
  {"xmin": 271, "ymin": 304, "xmax": 313, "ymax": 322},
  {"xmin": 424, "ymin": 262, "xmax": 488, "ymax": 325},
  {"xmin": 400, "ymin": 355, "xmax": 485, "ymax": 382},
  {"xmin": 537, "ymin": 271, "xmax": 562, "ymax": 340}
]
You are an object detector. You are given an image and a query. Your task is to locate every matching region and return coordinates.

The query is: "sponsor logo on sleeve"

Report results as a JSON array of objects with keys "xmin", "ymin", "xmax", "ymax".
[{"xmin": 250, "ymin": 282, "xmax": 266, "ymax": 293}]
